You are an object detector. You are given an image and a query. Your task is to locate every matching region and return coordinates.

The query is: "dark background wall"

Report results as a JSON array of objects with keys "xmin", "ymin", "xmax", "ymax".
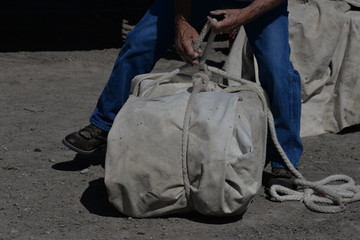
[{"xmin": 0, "ymin": 0, "xmax": 154, "ymax": 52}]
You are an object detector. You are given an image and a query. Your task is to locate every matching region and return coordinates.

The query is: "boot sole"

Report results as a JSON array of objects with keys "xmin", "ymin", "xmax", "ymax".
[{"xmin": 62, "ymin": 139, "xmax": 106, "ymax": 155}]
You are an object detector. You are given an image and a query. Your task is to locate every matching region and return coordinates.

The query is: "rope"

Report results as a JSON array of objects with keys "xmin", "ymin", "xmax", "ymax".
[
  {"xmin": 266, "ymin": 109, "xmax": 360, "ymax": 213},
  {"xmin": 141, "ymin": 21, "xmax": 214, "ymax": 97},
  {"xmin": 181, "ymin": 72, "xmax": 211, "ymax": 202},
  {"xmin": 157, "ymin": 20, "xmax": 360, "ymax": 213}
]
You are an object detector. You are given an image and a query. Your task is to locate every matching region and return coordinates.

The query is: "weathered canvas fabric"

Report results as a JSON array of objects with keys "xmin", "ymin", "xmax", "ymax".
[
  {"xmin": 105, "ymin": 69, "xmax": 268, "ymax": 217},
  {"xmin": 224, "ymin": 0, "xmax": 360, "ymax": 137}
]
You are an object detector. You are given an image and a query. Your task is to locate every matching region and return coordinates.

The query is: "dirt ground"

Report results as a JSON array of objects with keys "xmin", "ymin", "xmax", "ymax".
[{"xmin": 0, "ymin": 41, "xmax": 359, "ymax": 240}]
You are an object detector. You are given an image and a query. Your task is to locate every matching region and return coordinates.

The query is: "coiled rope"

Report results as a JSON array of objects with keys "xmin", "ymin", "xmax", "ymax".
[{"xmin": 267, "ymin": 109, "xmax": 360, "ymax": 213}]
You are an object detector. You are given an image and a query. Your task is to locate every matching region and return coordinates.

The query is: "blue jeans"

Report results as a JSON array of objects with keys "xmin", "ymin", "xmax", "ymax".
[{"xmin": 90, "ymin": 0, "xmax": 303, "ymax": 169}]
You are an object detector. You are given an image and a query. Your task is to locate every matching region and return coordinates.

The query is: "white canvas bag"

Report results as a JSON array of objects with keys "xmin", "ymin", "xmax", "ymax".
[
  {"xmin": 105, "ymin": 69, "xmax": 269, "ymax": 217},
  {"xmin": 104, "ymin": 25, "xmax": 271, "ymax": 217}
]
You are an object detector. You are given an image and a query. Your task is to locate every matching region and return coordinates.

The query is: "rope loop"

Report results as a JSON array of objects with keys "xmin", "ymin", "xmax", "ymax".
[{"xmin": 269, "ymin": 164, "xmax": 360, "ymax": 213}]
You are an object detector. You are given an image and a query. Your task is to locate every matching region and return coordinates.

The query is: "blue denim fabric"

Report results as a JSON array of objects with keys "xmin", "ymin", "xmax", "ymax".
[
  {"xmin": 90, "ymin": 0, "xmax": 303, "ymax": 168},
  {"xmin": 243, "ymin": 2, "xmax": 303, "ymax": 168}
]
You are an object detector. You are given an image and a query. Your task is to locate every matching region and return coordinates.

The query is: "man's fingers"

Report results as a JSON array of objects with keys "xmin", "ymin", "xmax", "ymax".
[
  {"xmin": 183, "ymin": 40, "xmax": 200, "ymax": 58},
  {"xmin": 186, "ymin": 50, "xmax": 199, "ymax": 59},
  {"xmin": 176, "ymin": 44, "xmax": 200, "ymax": 66},
  {"xmin": 207, "ymin": 16, "xmax": 219, "ymax": 28},
  {"xmin": 207, "ymin": 16, "xmax": 217, "ymax": 25},
  {"xmin": 183, "ymin": 52, "xmax": 199, "ymax": 66},
  {"xmin": 207, "ymin": 16, "xmax": 223, "ymax": 33},
  {"xmin": 210, "ymin": 10, "xmax": 226, "ymax": 16},
  {"xmin": 180, "ymin": 54, "xmax": 199, "ymax": 66}
]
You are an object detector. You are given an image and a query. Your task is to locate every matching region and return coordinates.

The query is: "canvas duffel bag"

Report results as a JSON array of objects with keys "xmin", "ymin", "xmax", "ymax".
[{"xmin": 104, "ymin": 46, "xmax": 272, "ymax": 217}]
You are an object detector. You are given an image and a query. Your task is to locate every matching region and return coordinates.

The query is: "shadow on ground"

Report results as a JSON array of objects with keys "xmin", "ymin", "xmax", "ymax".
[
  {"xmin": 52, "ymin": 151, "xmax": 106, "ymax": 171},
  {"xmin": 80, "ymin": 178, "xmax": 124, "ymax": 217},
  {"xmin": 51, "ymin": 150, "xmax": 273, "ymax": 222},
  {"xmin": 338, "ymin": 124, "xmax": 360, "ymax": 134},
  {"xmin": 80, "ymin": 177, "xmax": 245, "ymax": 223}
]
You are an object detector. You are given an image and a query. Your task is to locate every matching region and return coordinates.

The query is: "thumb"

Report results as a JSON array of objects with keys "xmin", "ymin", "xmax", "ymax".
[
  {"xmin": 207, "ymin": 16, "xmax": 221, "ymax": 32},
  {"xmin": 210, "ymin": 9, "xmax": 226, "ymax": 16}
]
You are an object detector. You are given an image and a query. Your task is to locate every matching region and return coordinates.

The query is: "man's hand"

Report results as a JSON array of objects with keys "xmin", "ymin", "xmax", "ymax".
[
  {"xmin": 207, "ymin": 9, "xmax": 248, "ymax": 35},
  {"xmin": 174, "ymin": 0, "xmax": 200, "ymax": 66},
  {"xmin": 174, "ymin": 19, "xmax": 200, "ymax": 66},
  {"xmin": 207, "ymin": 0, "xmax": 286, "ymax": 36}
]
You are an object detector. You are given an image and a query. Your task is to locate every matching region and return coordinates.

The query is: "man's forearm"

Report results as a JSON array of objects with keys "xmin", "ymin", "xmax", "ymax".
[{"xmin": 242, "ymin": 0, "xmax": 286, "ymax": 24}]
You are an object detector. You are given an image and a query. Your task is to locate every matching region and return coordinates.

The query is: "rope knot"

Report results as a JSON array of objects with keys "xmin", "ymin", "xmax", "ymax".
[
  {"xmin": 301, "ymin": 189, "xmax": 312, "ymax": 203},
  {"xmin": 192, "ymin": 71, "xmax": 211, "ymax": 92}
]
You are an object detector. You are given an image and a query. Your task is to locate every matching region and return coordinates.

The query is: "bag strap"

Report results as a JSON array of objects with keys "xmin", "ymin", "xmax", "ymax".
[{"xmin": 181, "ymin": 73, "xmax": 211, "ymax": 202}]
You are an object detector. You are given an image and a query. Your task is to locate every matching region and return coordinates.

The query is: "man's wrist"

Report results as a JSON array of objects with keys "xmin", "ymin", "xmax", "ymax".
[{"xmin": 175, "ymin": 15, "xmax": 188, "ymax": 26}]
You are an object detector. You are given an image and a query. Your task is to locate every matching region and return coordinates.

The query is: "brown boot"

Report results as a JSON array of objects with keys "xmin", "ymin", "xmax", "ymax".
[
  {"xmin": 264, "ymin": 168, "xmax": 298, "ymax": 195},
  {"xmin": 62, "ymin": 124, "xmax": 108, "ymax": 154}
]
